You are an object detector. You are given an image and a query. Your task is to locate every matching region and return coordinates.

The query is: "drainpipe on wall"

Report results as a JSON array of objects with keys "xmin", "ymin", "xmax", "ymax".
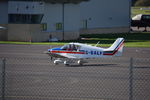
[{"xmin": 62, "ymin": 2, "xmax": 65, "ymax": 41}]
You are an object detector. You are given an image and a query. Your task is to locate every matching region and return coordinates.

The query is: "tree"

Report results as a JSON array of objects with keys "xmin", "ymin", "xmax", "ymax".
[
  {"xmin": 134, "ymin": 0, "xmax": 150, "ymax": 6},
  {"xmin": 132, "ymin": 0, "xmax": 138, "ymax": 6}
]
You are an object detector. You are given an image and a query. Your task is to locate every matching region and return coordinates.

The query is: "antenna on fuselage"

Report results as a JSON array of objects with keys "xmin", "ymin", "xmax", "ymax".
[{"xmin": 95, "ymin": 41, "xmax": 100, "ymax": 47}]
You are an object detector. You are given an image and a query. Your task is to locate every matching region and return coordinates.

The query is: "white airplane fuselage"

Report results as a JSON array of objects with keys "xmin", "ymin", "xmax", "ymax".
[{"xmin": 47, "ymin": 38, "xmax": 124, "ymax": 65}]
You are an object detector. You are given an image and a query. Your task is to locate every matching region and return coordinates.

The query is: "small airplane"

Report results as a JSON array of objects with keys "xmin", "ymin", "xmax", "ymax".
[
  {"xmin": 131, "ymin": 14, "xmax": 150, "ymax": 31},
  {"xmin": 46, "ymin": 38, "xmax": 124, "ymax": 66},
  {"xmin": 0, "ymin": 26, "xmax": 6, "ymax": 29}
]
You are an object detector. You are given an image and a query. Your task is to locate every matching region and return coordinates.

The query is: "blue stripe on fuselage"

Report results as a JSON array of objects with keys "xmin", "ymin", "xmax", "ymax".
[{"xmin": 48, "ymin": 48, "xmax": 61, "ymax": 51}]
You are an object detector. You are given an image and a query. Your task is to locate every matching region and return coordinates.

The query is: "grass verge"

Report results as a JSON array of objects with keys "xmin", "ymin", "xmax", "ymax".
[
  {"xmin": 0, "ymin": 32, "xmax": 150, "ymax": 47},
  {"xmin": 131, "ymin": 7, "xmax": 150, "ymax": 17}
]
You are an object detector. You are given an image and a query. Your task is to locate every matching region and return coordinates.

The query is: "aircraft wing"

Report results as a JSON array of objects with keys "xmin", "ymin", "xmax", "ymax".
[{"xmin": 58, "ymin": 53, "xmax": 79, "ymax": 59}]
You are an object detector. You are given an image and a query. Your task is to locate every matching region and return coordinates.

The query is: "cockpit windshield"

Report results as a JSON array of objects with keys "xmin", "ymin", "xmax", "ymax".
[{"xmin": 61, "ymin": 44, "xmax": 80, "ymax": 51}]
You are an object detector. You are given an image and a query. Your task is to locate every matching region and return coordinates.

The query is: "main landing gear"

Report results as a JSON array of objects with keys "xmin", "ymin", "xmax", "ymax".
[{"xmin": 53, "ymin": 59, "xmax": 85, "ymax": 66}]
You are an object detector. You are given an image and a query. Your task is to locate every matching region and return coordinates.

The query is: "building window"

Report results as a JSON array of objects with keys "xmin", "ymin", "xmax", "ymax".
[
  {"xmin": 8, "ymin": 14, "xmax": 43, "ymax": 24},
  {"xmin": 56, "ymin": 23, "xmax": 62, "ymax": 30},
  {"xmin": 41, "ymin": 23, "xmax": 47, "ymax": 31}
]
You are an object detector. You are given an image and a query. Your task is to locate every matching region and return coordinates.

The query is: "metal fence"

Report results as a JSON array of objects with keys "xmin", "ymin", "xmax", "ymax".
[
  {"xmin": 0, "ymin": 59, "xmax": 6, "ymax": 100},
  {"xmin": 0, "ymin": 57, "xmax": 150, "ymax": 100}
]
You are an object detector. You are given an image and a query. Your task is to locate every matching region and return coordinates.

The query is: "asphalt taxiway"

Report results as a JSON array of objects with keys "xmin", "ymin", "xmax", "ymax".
[{"xmin": 0, "ymin": 44, "xmax": 150, "ymax": 100}]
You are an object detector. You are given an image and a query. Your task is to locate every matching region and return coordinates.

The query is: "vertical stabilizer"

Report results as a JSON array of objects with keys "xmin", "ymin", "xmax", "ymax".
[{"xmin": 103, "ymin": 38, "xmax": 124, "ymax": 56}]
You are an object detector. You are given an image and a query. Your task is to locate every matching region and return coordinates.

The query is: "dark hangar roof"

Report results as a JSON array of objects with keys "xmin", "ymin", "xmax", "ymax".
[{"xmin": 8, "ymin": 0, "xmax": 89, "ymax": 4}]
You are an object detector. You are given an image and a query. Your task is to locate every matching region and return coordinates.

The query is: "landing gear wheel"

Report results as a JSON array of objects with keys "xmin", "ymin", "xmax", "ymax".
[
  {"xmin": 54, "ymin": 59, "xmax": 62, "ymax": 65},
  {"xmin": 54, "ymin": 61, "xmax": 59, "ymax": 65},
  {"xmin": 77, "ymin": 60, "xmax": 83, "ymax": 66},
  {"xmin": 64, "ymin": 61, "xmax": 70, "ymax": 66}
]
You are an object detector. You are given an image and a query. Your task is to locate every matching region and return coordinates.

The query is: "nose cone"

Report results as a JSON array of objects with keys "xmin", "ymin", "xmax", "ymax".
[
  {"xmin": 48, "ymin": 49, "xmax": 51, "ymax": 51},
  {"xmin": 46, "ymin": 49, "xmax": 51, "ymax": 54}
]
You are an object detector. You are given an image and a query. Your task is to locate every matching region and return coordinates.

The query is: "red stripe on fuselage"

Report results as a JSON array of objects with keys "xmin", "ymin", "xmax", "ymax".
[{"xmin": 51, "ymin": 50, "xmax": 85, "ymax": 54}]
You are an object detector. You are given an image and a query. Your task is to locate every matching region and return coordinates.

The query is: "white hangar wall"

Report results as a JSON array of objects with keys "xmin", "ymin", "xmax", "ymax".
[
  {"xmin": 41, "ymin": 3, "xmax": 80, "ymax": 40},
  {"xmin": 0, "ymin": 1, "xmax": 8, "ymax": 41},
  {"xmin": 0, "ymin": 1, "xmax": 8, "ymax": 24},
  {"xmin": 0, "ymin": 0, "xmax": 130, "ymax": 41},
  {"xmin": 42, "ymin": 3, "xmax": 80, "ymax": 32},
  {"xmin": 80, "ymin": 0, "xmax": 130, "ymax": 34},
  {"xmin": 63, "ymin": 4, "xmax": 80, "ymax": 32},
  {"xmin": 41, "ymin": 0, "xmax": 130, "ymax": 37},
  {"xmin": 42, "ymin": 4, "xmax": 62, "ymax": 32},
  {"xmin": 42, "ymin": 0, "xmax": 130, "ymax": 34}
]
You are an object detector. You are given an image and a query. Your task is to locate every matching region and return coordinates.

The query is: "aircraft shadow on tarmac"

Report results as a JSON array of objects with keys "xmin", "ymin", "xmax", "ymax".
[
  {"xmin": 67, "ymin": 64, "xmax": 118, "ymax": 67},
  {"xmin": 134, "ymin": 66, "xmax": 150, "ymax": 69}
]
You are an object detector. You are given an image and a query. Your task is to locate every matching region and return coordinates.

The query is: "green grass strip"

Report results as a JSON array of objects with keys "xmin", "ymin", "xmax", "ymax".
[{"xmin": 1, "ymin": 32, "xmax": 150, "ymax": 48}]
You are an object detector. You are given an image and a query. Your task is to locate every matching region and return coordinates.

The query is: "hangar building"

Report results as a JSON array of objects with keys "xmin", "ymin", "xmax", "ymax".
[{"xmin": 0, "ymin": 0, "xmax": 131, "ymax": 42}]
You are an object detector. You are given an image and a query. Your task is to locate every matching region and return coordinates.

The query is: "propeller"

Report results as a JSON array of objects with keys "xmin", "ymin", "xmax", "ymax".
[
  {"xmin": 43, "ymin": 50, "xmax": 53, "ymax": 61},
  {"xmin": 49, "ymin": 45, "xmax": 53, "ymax": 60}
]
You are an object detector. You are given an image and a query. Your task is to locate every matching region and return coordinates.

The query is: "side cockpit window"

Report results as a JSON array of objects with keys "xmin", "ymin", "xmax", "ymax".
[
  {"xmin": 61, "ymin": 44, "xmax": 80, "ymax": 51},
  {"xmin": 61, "ymin": 44, "xmax": 68, "ymax": 50}
]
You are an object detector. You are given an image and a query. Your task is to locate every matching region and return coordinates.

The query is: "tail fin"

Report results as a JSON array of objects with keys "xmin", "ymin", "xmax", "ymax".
[{"xmin": 103, "ymin": 38, "xmax": 124, "ymax": 56}]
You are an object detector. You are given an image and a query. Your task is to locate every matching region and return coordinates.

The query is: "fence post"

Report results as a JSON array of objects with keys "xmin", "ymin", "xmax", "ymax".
[
  {"xmin": 129, "ymin": 57, "xmax": 133, "ymax": 100},
  {"xmin": 2, "ymin": 58, "xmax": 6, "ymax": 100}
]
